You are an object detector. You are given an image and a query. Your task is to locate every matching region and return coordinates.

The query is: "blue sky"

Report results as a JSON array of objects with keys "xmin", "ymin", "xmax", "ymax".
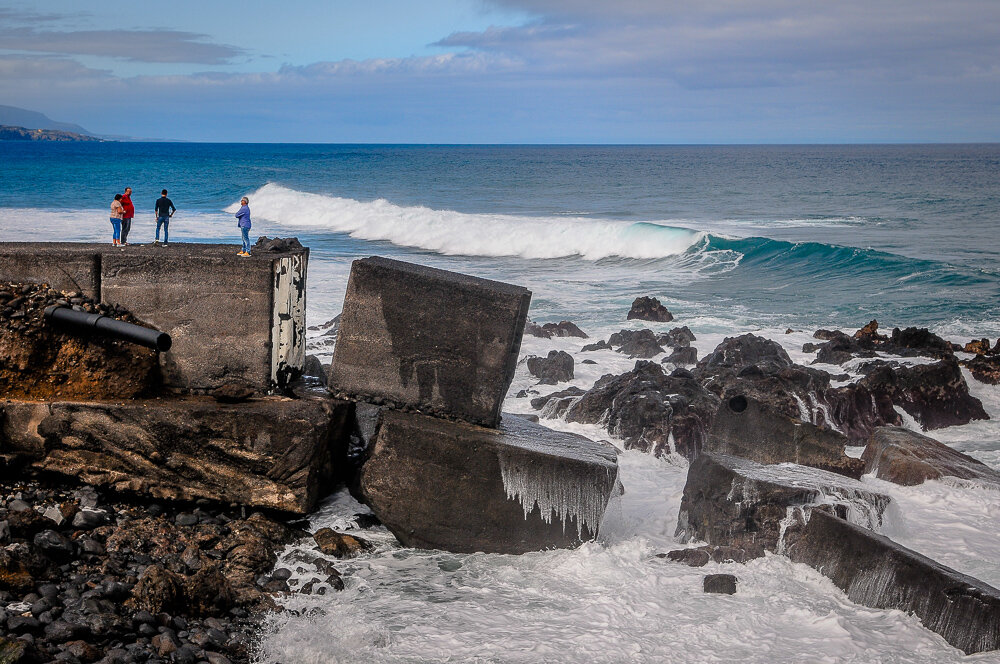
[{"xmin": 1, "ymin": 0, "xmax": 998, "ymax": 142}]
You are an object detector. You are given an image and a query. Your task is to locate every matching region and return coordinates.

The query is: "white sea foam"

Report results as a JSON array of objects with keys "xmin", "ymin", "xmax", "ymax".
[{"xmin": 227, "ymin": 183, "xmax": 709, "ymax": 261}]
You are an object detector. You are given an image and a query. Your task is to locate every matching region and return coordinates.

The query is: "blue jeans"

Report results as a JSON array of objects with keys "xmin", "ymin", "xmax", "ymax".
[
  {"xmin": 241, "ymin": 227, "xmax": 251, "ymax": 253},
  {"xmin": 156, "ymin": 216, "xmax": 169, "ymax": 243},
  {"xmin": 110, "ymin": 217, "xmax": 121, "ymax": 241}
]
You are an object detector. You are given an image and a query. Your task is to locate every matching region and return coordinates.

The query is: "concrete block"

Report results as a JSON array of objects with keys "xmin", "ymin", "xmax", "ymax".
[
  {"xmin": 0, "ymin": 395, "xmax": 348, "ymax": 513},
  {"xmin": 861, "ymin": 426, "xmax": 1000, "ymax": 487},
  {"xmin": 0, "ymin": 243, "xmax": 101, "ymax": 297},
  {"xmin": 675, "ymin": 453, "xmax": 889, "ymax": 557},
  {"xmin": 360, "ymin": 410, "xmax": 619, "ymax": 554},
  {"xmin": 789, "ymin": 509, "xmax": 1000, "ymax": 654},
  {"xmin": 330, "ymin": 257, "xmax": 531, "ymax": 427},
  {"xmin": 706, "ymin": 393, "xmax": 864, "ymax": 478}
]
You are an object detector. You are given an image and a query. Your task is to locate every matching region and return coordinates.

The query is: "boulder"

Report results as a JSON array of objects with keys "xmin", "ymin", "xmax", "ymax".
[
  {"xmin": 697, "ymin": 334, "xmax": 793, "ymax": 373},
  {"xmin": 526, "ymin": 350, "xmax": 575, "ymax": 385},
  {"xmin": 885, "ymin": 326, "xmax": 957, "ymax": 359},
  {"xmin": 581, "ymin": 340, "xmax": 611, "ymax": 352},
  {"xmin": 675, "ymin": 454, "xmax": 890, "ymax": 557},
  {"xmin": 705, "ymin": 393, "xmax": 864, "ymax": 478},
  {"xmin": 524, "ymin": 321, "xmax": 551, "ymax": 339},
  {"xmin": 566, "ymin": 361, "xmax": 719, "ymax": 459},
  {"xmin": 861, "ymin": 426, "xmax": 1000, "ymax": 487},
  {"xmin": 530, "ymin": 386, "xmax": 586, "ymax": 419},
  {"xmin": 663, "ymin": 346, "xmax": 698, "ymax": 366},
  {"xmin": 313, "ymin": 528, "xmax": 372, "ymax": 559},
  {"xmin": 962, "ymin": 354, "xmax": 1000, "ymax": 385},
  {"xmin": 0, "ymin": 395, "xmax": 349, "ymax": 513},
  {"xmin": 626, "ymin": 296, "xmax": 673, "ymax": 322},
  {"xmin": 661, "ymin": 326, "xmax": 696, "ymax": 346},
  {"xmin": 540, "ymin": 321, "xmax": 588, "ymax": 338},
  {"xmin": 607, "ymin": 329, "xmax": 665, "ymax": 359},
  {"xmin": 703, "ymin": 574, "xmax": 737, "ymax": 594},
  {"xmin": 788, "ymin": 509, "xmax": 1000, "ymax": 655},
  {"xmin": 853, "ymin": 319, "xmax": 887, "ymax": 342},
  {"xmin": 329, "ymin": 257, "xmax": 531, "ymax": 428},
  {"xmin": 359, "ymin": 409, "xmax": 618, "ymax": 554}
]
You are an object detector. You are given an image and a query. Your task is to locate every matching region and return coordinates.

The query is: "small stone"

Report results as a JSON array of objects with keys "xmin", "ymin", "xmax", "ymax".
[
  {"xmin": 313, "ymin": 528, "xmax": 372, "ymax": 559},
  {"xmin": 175, "ymin": 513, "xmax": 198, "ymax": 527},
  {"xmin": 271, "ymin": 567, "xmax": 292, "ymax": 581},
  {"xmin": 71, "ymin": 509, "xmax": 108, "ymax": 530},
  {"xmin": 33, "ymin": 530, "xmax": 74, "ymax": 561},
  {"xmin": 703, "ymin": 574, "xmax": 738, "ymax": 594}
]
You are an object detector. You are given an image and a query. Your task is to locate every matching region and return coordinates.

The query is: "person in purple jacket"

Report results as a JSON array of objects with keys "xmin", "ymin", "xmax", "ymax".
[{"xmin": 235, "ymin": 197, "xmax": 252, "ymax": 256}]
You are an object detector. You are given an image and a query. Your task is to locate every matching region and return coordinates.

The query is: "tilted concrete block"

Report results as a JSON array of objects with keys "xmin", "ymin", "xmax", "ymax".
[
  {"xmin": 359, "ymin": 410, "xmax": 619, "ymax": 554},
  {"xmin": 330, "ymin": 257, "xmax": 531, "ymax": 427}
]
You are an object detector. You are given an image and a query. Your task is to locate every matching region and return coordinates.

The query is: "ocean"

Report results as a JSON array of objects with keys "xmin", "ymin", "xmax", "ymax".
[{"xmin": 2, "ymin": 142, "xmax": 999, "ymax": 662}]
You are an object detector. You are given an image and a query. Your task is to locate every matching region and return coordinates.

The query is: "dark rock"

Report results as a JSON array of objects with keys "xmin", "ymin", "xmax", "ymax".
[
  {"xmin": 125, "ymin": 566, "xmax": 184, "ymax": 615},
  {"xmin": 302, "ymin": 355, "xmax": 328, "ymax": 385},
  {"xmin": 581, "ymin": 359, "xmax": 597, "ymax": 365},
  {"xmin": 788, "ymin": 509, "xmax": 1000, "ymax": 655},
  {"xmin": 6, "ymin": 614, "xmax": 41, "ymax": 633},
  {"xmin": 253, "ymin": 236, "xmax": 303, "ymax": 252},
  {"xmin": 353, "ymin": 513, "xmax": 381, "ymax": 529},
  {"xmin": 540, "ymin": 321, "xmax": 588, "ymax": 338},
  {"xmin": 697, "ymin": 334, "xmax": 792, "ymax": 373},
  {"xmin": 626, "ymin": 296, "xmax": 673, "ymax": 322},
  {"xmin": 662, "ymin": 545, "xmax": 755, "ymax": 566},
  {"xmin": 663, "ymin": 346, "xmax": 697, "ymax": 366},
  {"xmin": 962, "ymin": 354, "xmax": 1000, "ymax": 385},
  {"xmin": 33, "ymin": 530, "xmax": 74, "ymax": 562},
  {"xmin": 313, "ymin": 529, "xmax": 372, "ymax": 559},
  {"xmin": 854, "ymin": 319, "xmax": 888, "ymax": 342},
  {"xmin": 529, "ymin": 387, "xmax": 586, "ymax": 419},
  {"xmin": 703, "ymin": 574, "xmax": 737, "ymax": 594},
  {"xmin": 359, "ymin": 409, "xmax": 618, "ymax": 554},
  {"xmin": 861, "ymin": 427, "xmax": 1000, "ymax": 487},
  {"xmin": 209, "ymin": 383, "xmax": 254, "ymax": 404},
  {"xmin": 174, "ymin": 513, "xmax": 198, "ymax": 527},
  {"xmin": 70, "ymin": 509, "xmax": 107, "ymax": 530},
  {"xmin": 665, "ymin": 326, "xmax": 696, "ymax": 345},
  {"xmin": 662, "ymin": 548, "xmax": 710, "ymax": 567},
  {"xmin": 329, "ymin": 257, "xmax": 530, "ymax": 428},
  {"xmin": 705, "ymin": 393, "xmax": 864, "ymax": 478},
  {"xmin": 607, "ymin": 329, "xmax": 664, "ymax": 359},
  {"xmin": 566, "ymin": 361, "xmax": 718, "ymax": 459},
  {"xmin": 887, "ymin": 327, "xmax": 956, "ymax": 359},
  {"xmin": 813, "ymin": 329, "xmax": 840, "ymax": 340},
  {"xmin": 812, "ymin": 332, "xmax": 875, "ymax": 366},
  {"xmin": 801, "ymin": 342, "xmax": 822, "ymax": 353},
  {"xmin": 675, "ymin": 454, "xmax": 890, "ymax": 556},
  {"xmin": 524, "ymin": 321, "xmax": 551, "ymax": 339},
  {"xmin": 525, "ymin": 350, "xmax": 574, "ymax": 385},
  {"xmin": 44, "ymin": 620, "xmax": 87, "ymax": 643},
  {"xmin": 581, "ymin": 340, "xmax": 611, "ymax": 352},
  {"xmin": 183, "ymin": 565, "xmax": 235, "ymax": 617}
]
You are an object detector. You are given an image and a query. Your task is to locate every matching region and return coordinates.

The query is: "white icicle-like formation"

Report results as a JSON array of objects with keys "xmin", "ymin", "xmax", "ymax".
[{"xmin": 498, "ymin": 451, "xmax": 616, "ymax": 538}]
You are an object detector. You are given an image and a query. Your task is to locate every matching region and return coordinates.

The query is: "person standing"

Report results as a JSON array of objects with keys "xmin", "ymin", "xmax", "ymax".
[
  {"xmin": 235, "ymin": 197, "xmax": 252, "ymax": 256},
  {"xmin": 120, "ymin": 186, "xmax": 135, "ymax": 245},
  {"xmin": 110, "ymin": 194, "xmax": 124, "ymax": 246},
  {"xmin": 154, "ymin": 189, "xmax": 175, "ymax": 246}
]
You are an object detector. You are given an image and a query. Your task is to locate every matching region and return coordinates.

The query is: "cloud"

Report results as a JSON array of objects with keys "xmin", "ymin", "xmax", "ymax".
[{"xmin": 0, "ymin": 24, "xmax": 243, "ymax": 64}]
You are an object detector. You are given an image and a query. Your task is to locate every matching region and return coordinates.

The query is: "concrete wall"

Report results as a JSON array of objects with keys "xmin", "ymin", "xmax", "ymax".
[{"xmin": 0, "ymin": 242, "xmax": 307, "ymax": 393}]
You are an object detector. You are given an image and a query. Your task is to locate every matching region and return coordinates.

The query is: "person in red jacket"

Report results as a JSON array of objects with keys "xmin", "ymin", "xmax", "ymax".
[{"xmin": 120, "ymin": 187, "xmax": 135, "ymax": 245}]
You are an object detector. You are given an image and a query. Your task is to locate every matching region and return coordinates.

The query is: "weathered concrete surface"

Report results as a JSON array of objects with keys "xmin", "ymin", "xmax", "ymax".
[
  {"xmin": 330, "ymin": 257, "xmax": 531, "ymax": 427},
  {"xmin": 788, "ymin": 509, "xmax": 1000, "ymax": 654},
  {"xmin": 675, "ymin": 454, "xmax": 889, "ymax": 557},
  {"xmin": 359, "ymin": 410, "xmax": 619, "ymax": 554},
  {"xmin": 861, "ymin": 426, "xmax": 1000, "ymax": 487},
  {"xmin": 706, "ymin": 393, "xmax": 864, "ymax": 478},
  {"xmin": 0, "ymin": 242, "xmax": 309, "ymax": 393},
  {"xmin": 0, "ymin": 395, "xmax": 348, "ymax": 513}
]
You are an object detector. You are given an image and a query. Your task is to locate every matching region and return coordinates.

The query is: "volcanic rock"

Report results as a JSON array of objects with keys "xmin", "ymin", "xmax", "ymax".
[
  {"xmin": 626, "ymin": 296, "xmax": 673, "ymax": 322},
  {"xmin": 697, "ymin": 334, "xmax": 792, "ymax": 373},
  {"xmin": 541, "ymin": 321, "xmax": 588, "ymax": 338},
  {"xmin": 861, "ymin": 426, "xmax": 1000, "ymax": 487},
  {"xmin": 962, "ymin": 354, "xmax": 1000, "ymax": 385},
  {"xmin": 312, "ymin": 529, "xmax": 372, "ymax": 559},
  {"xmin": 607, "ymin": 329, "xmax": 665, "ymax": 358},
  {"xmin": 663, "ymin": 346, "xmax": 698, "ymax": 366},
  {"xmin": 526, "ymin": 350, "xmax": 575, "ymax": 385},
  {"xmin": 529, "ymin": 386, "xmax": 586, "ymax": 419},
  {"xmin": 703, "ymin": 574, "xmax": 737, "ymax": 594}
]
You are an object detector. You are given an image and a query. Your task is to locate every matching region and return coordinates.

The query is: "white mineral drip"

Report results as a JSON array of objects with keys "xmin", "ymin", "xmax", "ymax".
[
  {"xmin": 809, "ymin": 393, "xmax": 845, "ymax": 435},
  {"xmin": 498, "ymin": 452, "xmax": 615, "ymax": 537},
  {"xmin": 792, "ymin": 393, "xmax": 812, "ymax": 423},
  {"xmin": 776, "ymin": 505, "xmax": 807, "ymax": 555},
  {"xmin": 811, "ymin": 485, "xmax": 888, "ymax": 531}
]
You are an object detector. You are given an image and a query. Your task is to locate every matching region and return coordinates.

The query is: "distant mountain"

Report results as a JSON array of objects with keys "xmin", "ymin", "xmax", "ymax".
[
  {"xmin": 0, "ymin": 105, "xmax": 94, "ymax": 136},
  {"xmin": 0, "ymin": 125, "xmax": 103, "ymax": 142}
]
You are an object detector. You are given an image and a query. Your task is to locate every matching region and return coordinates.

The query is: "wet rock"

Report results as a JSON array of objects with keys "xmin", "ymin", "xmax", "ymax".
[
  {"xmin": 525, "ymin": 350, "xmax": 574, "ymax": 385},
  {"xmin": 698, "ymin": 334, "xmax": 792, "ymax": 372},
  {"xmin": 660, "ymin": 326, "xmax": 696, "ymax": 347},
  {"xmin": 663, "ymin": 346, "xmax": 697, "ymax": 366},
  {"xmin": 853, "ymin": 319, "xmax": 887, "ymax": 342},
  {"xmin": 126, "ymin": 565, "xmax": 185, "ymax": 615},
  {"xmin": 886, "ymin": 326, "xmax": 957, "ymax": 359},
  {"xmin": 962, "ymin": 354, "xmax": 1000, "ymax": 385},
  {"xmin": 788, "ymin": 509, "xmax": 1000, "ymax": 655},
  {"xmin": 524, "ymin": 321, "xmax": 551, "ymax": 339},
  {"xmin": 529, "ymin": 386, "xmax": 586, "ymax": 419},
  {"xmin": 705, "ymin": 393, "xmax": 864, "ymax": 478},
  {"xmin": 566, "ymin": 361, "xmax": 718, "ymax": 459},
  {"xmin": 313, "ymin": 529, "xmax": 372, "ymax": 559},
  {"xmin": 607, "ymin": 329, "xmax": 664, "ymax": 359},
  {"xmin": 581, "ymin": 340, "xmax": 611, "ymax": 352},
  {"xmin": 964, "ymin": 338, "xmax": 994, "ymax": 355},
  {"xmin": 861, "ymin": 426, "xmax": 1000, "ymax": 487},
  {"xmin": 703, "ymin": 574, "xmax": 737, "ymax": 594},
  {"xmin": 626, "ymin": 296, "xmax": 673, "ymax": 322},
  {"xmin": 302, "ymin": 354, "xmax": 327, "ymax": 384},
  {"xmin": 253, "ymin": 236, "xmax": 303, "ymax": 252},
  {"xmin": 540, "ymin": 321, "xmax": 588, "ymax": 338},
  {"xmin": 183, "ymin": 565, "xmax": 235, "ymax": 617},
  {"xmin": 675, "ymin": 454, "xmax": 890, "ymax": 555},
  {"xmin": 662, "ymin": 545, "xmax": 755, "ymax": 567}
]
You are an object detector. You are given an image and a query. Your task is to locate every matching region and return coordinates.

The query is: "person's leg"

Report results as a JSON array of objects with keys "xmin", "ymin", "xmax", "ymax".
[
  {"xmin": 163, "ymin": 219, "xmax": 169, "ymax": 244},
  {"xmin": 121, "ymin": 218, "xmax": 131, "ymax": 244},
  {"xmin": 111, "ymin": 218, "xmax": 121, "ymax": 243},
  {"xmin": 241, "ymin": 227, "xmax": 250, "ymax": 253},
  {"xmin": 155, "ymin": 217, "xmax": 163, "ymax": 241}
]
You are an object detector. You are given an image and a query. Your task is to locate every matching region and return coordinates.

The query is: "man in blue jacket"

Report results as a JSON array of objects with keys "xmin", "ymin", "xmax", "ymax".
[
  {"xmin": 154, "ymin": 189, "xmax": 175, "ymax": 245},
  {"xmin": 236, "ymin": 196, "xmax": 252, "ymax": 256}
]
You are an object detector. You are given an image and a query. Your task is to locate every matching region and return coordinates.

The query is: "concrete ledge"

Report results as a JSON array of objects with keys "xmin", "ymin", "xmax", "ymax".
[
  {"xmin": 789, "ymin": 509, "xmax": 1000, "ymax": 654},
  {"xmin": 0, "ymin": 395, "xmax": 348, "ymax": 513},
  {"xmin": 360, "ymin": 410, "xmax": 619, "ymax": 553},
  {"xmin": 330, "ymin": 257, "xmax": 531, "ymax": 427}
]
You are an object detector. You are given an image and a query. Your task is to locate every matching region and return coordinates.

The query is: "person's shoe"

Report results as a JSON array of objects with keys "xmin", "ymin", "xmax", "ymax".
[
  {"xmin": 152, "ymin": 240, "xmax": 160, "ymax": 245},
  {"xmin": 240, "ymin": 252, "xmax": 250, "ymax": 257},
  {"xmin": 162, "ymin": 243, "xmax": 169, "ymax": 247},
  {"xmin": 237, "ymin": 251, "xmax": 245, "ymax": 256}
]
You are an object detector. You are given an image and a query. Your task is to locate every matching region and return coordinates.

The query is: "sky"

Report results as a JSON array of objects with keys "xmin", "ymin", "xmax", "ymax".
[{"xmin": 0, "ymin": 0, "xmax": 998, "ymax": 143}]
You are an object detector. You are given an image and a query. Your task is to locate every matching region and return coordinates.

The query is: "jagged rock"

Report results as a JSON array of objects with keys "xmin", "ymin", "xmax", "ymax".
[
  {"xmin": 886, "ymin": 326, "xmax": 957, "ymax": 359},
  {"xmin": 313, "ymin": 529, "xmax": 372, "ymax": 559},
  {"xmin": 963, "ymin": 354, "xmax": 1000, "ymax": 385},
  {"xmin": 663, "ymin": 346, "xmax": 698, "ymax": 366},
  {"xmin": 566, "ymin": 361, "xmax": 718, "ymax": 459},
  {"xmin": 964, "ymin": 338, "xmax": 993, "ymax": 354},
  {"xmin": 607, "ymin": 329, "xmax": 665, "ymax": 358},
  {"xmin": 703, "ymin": 574, "xmax": 737, "ymax": 594},
  {"xmin": 813, "ymin": 329, "xmax": 840, "ymax": 340},
  {"xmin": 253, "ymin": 236, "xmax": 303, "ymax": 252},
  {"xmin": 525, "ymin": 350, "xmax": 575, "ymax": 385},
  {"xmin": 183, "ymin": 564, "xmax": 236, "ymax": 616},
  {"xmin": 626, "ymin": 296, "xmax": 673, "ymax": 322},
  {"xmin": 359, "ymin": 409, "xmax": 618, "ymax": 554},
  {"xmin": 706, "ymin": 394, "xmax": 864, "ymax": 478},
  {"xmin": 209, "ymin": 383, "xmax": 254, "ymax": 404},
  {"xmin": 661, "ymin": 545, "xmax": 754, "ymax": 567},
  {"xmin": 802, "ymin": 342, "xmax": 822, "ymax": 353},
  {"xmin": 302, "ymin": 354, "xmax": 327, "ymax": 384},
  {"xmin": 581, "ymin": 339, "xmax": 611, "ymax": 352},
  {"xmin": 1, "ymin": 395, "xmax": 349, "ymax": 513},
  {"xmin": 329, "ymin": 257, "xmax": 531, "ymax": 428},
  {"xmin": 540, "ymin": 321, "xmax": 588, "ymax": 338},
  {"xmin": 813, "ymin": 332, "xmax": 875, "ymax": 365},
  {"xmin": 529, "ymin": 386, "xmax": 586, "ymax": 419},
  {"xmin": 853, "ymin": 319, "xmax": 887, "ymax": 342},
  {"xmin": 861, "ymin": 426, "xmax": 1000, "ymax": 486},
  {"xmin": 788, "ymin": 509, "xmax": 1000, "ymax": 655},
  {"xmin": 126, "ymin": 565, "xmax": 185, "ymax": 615},
  {"xmin": 32, "ymin": 530, "xmax": 74, "ymax": 562},
  {"xmin": 675, "ymin": 454, "xmax": 890, "ymax": 556},
  {"xmin": 524, "ymin": 321, "xmax": 551, "ymax": 338},
  {"xmin": 697, "ymin": 334, "xmax": 792, "ymax": 372}
]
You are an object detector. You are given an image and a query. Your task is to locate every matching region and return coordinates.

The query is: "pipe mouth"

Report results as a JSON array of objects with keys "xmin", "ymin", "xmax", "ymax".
[
  {"xmin": 155, "ymin": 333, "xmax": 172, "ymax": 353},
  {"xmin": 728, "ymin": 395, "xmax": 748, "ymax": 413}
]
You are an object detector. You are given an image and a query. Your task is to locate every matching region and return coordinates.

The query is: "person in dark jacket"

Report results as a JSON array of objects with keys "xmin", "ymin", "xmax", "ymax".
[
  {"xmin": 154, "ymin": 189, "xmax": 175, "ymax": 246},
  {"xmin": 235, "ymin": 197, "xmax": 252, "ymax": 256},
  {"xmin": 120, "ymin": 187, "xmax": 135, "ymax": 245}
]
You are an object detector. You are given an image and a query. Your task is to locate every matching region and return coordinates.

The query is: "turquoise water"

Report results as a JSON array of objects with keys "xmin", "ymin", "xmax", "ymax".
[{"xmin": 1, "ymin": 142, "xmax": 998, "ymax": 336}]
